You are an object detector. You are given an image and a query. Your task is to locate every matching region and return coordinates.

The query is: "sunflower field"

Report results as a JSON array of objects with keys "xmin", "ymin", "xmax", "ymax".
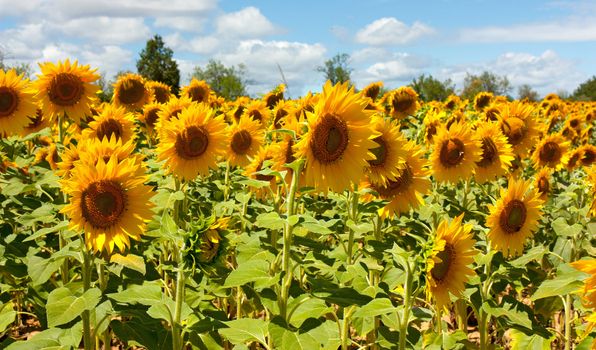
[{"xmin": 0, "ymin": 60, "xmax": 596, "ymax": 350}]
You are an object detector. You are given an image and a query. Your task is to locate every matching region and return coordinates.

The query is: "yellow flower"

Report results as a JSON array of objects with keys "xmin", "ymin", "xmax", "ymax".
[
  {"xmin": 533, "ymin": 168, "xmax": 552, "ymax": 200},
  {"xmin": 473, "ymin": 92, "xmax": 493, "ymax": 111},
  {"xmin": 365, "ymin": 116, "xmax": 407, "ymax": 186},
  {"xmin": 181, "ymin": 78, "xmax": 211, "ymax": 104},
  {"xmin": 388, "ymin": 86, "xmax": 419, "ymax": 119},
  {"xmin": 157, "ymin": 103, "xmax": 229, "ymax": 180},
  {"xmin": 431, "ymin": 123, "xmax": 482, "ymax": 184},
  {"xmin": 146, "ymin": 80, "xmax": 172, "ymax": 104},
  {"xmin": 530, "ymin": 133, "xmax": 570, "ymax": 170},
  {"xmin": 82, "ymin": 104, "xmax": 136, "ymax": 143},
  {"xmin": 113, "ymin": 73, "xmax": 150, "ymax": 111},
  {"xmin": 0, "ymin": 69, "xmax": 38, "ymax": 136},
  {"xmin": 426, "ymin": 214, "xmax": 477, "ymax": 310},
  {"xmin": 486, "ymin": 178, "xmax": 543, "ymax": 256},
  {"xmin": 34, "ymin": 59, "xmax": 100, "ymax": 124},
  {"xmin": 294, "ymin": 80, "xmax": 377, "ymax": 193},
  {"xmin": 227, "ymin": 115, "xmax": 265, "ymax": 167},
  {"xmin": 497, "ymin": 101, "xmax": 539, "ymax": 156},
  {"xmin": 474, "ymin": 122, "xmax": 515, "ymax": 183}
]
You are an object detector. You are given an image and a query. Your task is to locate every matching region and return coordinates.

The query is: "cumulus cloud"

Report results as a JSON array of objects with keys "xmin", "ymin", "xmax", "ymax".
[
  {"xmin": 215, "ymin": 40, "xmax": 326, "ymax": 96},
  {"xmin": 440, "ymin": 50, "xmax": 583, "ymax": 94},
  {"xmin": 57, "ymin": 17, "xmax": 151, "ymax": 45},
  {"xmin": 154, "ymin": 16, "xmax": 206, "ymax": 33},
  {"xmin": 351, "ymin": 50, "xmax": 432, "ymax": 87},
  {"xmin": 459, "ymin": 18, "xmax": 596, "ymax": 42},
  {"xmin": 216, "ymin": 7, "xmax": 279, "ymax": 38},
  {"xmin": 355, "ymin": 17, "xmax": 435, "ymax": 45}
]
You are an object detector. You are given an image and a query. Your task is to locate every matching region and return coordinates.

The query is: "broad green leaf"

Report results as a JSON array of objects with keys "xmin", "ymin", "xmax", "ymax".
[
  {"xmin": 4, "ymin": 325, "xmax": 81, "ymax": 350},
  {"xmin": 482, "ymin": 300, "xmax": 532, "ymax": 329},
  {"xmin": 269, "ymin": 321, "xmax": 320, "ymax": 350},
  {"xmin": 353, "ymin": 298, "xmax": 396, "ymax": 318},
  {"xmin": 0, "ymin": 302, "xmax": 16, "ymax": 333},
  {"xmin": 147, "ymin": 298, "xmax": 192, "ymax": 324},
  {"xmin": 24, "ymin": 221, "xmax": 69, "ymax": 242},
  {"xmin": 551, "ymin": 217, "xmax": 583, "ymax": 238},
  {"xmin": 255, "ymin": 212, "xmax": 285, "ymax": 230},
  {"xmin": 509, "ymin": 329, "xmax": 553, "ymax": 350},
  {"xmin": 46, "ymin": 287, "xmax": 102, "ymax": 327},
  {"xmin": 288, "ymin": 297, "xmax": 332, "ymax": 327},
  {"xmin": 108, "ymin": 281, "xmax": 163, "ymax": 306},
  {"xmin": 110, "ymin": 253, "xmax": 146, "ymax": 275},
  {"xmin": 219, "ymin": 318, "xmax": 269, "ymax": 347},
  {"xmin": 423, "ymin": 330, "xmax": 468, "ymax": 350},
  {"xmin": 531, "ymin": 265, "xmax": 587, "ymax": 301},
  {"xmin": 224, "ymin": 260, "xmax": 277, "ymax": 289},
  {"xmin": 27, "ymin": 253, "xmax": 64, "ymax": 286},
  {"xmin": 509, "ymin": 246, "xmax": 547, "ymax": 268}
]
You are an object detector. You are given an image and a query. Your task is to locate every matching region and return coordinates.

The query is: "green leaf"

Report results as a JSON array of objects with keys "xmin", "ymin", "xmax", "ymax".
[
  {"xmin": 531, "ymin": 275, "xmax": 584, "ymax": 301},
  {"xmin": 46, "ymin": 287, "xmax": 102, "ymax": 327},
  {"xmin": 219, "ymin": 318, "xmax": 269, "ymax": 347},
  {"xmin": 482, "ymin": 300, "xmax": 532, "ymax": 329},
  {"xmin": 288, "ymin": 297, "xmax": 332, "ymax": 327},
  {"xmin": 4, "ymin": 324, "xmax": 82, "ymax": 350},
  {"xmin": 0, "ymin": 302, "xmax": 16, "ymax": 333},
  {"xmin": 509, "ymin": 246, "xmax": 547, "ymax": 268},
  {"xmin": 269, "ymin": 320, "xmax": 320, "ymax": 350},
  {"xmin": 255, "ymin": 212, "xmax": 285, "ymax": 230},
  {"xmin": 224, "ymin": 260, "xmax": 277, "ymax": 289},
  {"xmin": 27, "ymin": 253, "xmax": 64, "ymax": 286},
  {"xmin": 24, "ymin": 221, "xmax": 69, "ymax": 242},
  {"xmin": 147, "ymin": 298, "xmax": 193, "ymax": 324},
  {"xmin": 509, "ymin": 329, "xmax": 553, "ymax": 350},
  {"xmin": 110, "ymin": 253, "xmax": 146, "ymax": 275},
  {"xmin": 353, "ymin": 298, "xmax": 396, "ymax": 318},
  {"xmin": 551, "ymin": 217, "xmax": 583, "ymax": 238},
  {"xmin": 108, "ymin": 281, "xmax": 163, "ymax": 306}
]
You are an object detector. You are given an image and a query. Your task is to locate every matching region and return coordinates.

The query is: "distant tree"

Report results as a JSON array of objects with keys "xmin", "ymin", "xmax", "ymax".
[
  {"xmin": 317, "ymin": 53, "xmax": 352, "ymax": 85},
  {"xmin": 191, "ymin": 60, "xmax": 247, "ymax": 100},
  {"xmin": 410, "ymin": 74, "xmax": 455, "ymax": 102},
  {"xmin": 572, "ymin": 76, "xmax": 596, "ymax": 101},
  {"xmin": 136, "ymin": 34, "xmax": 180, "ymax": 95},
  {"xmin": 517, "ymin": 84, "xmax": 539, "ymax": 102},
  {"xmin": 461, "ymin": 71, "xmax": 512, "ymax": 99},
  {"xmin": 0, "ymin": 48, "xmax": 33, "ymax": 78},
  {"xmin": 97, "ymin": 74, "xmax": 113, "ymax": 103}
]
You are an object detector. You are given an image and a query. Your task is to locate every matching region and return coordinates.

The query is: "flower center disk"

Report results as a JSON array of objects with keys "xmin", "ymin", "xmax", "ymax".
[
  {"xmin": 431, "ymin": 243, "xmax": 455, "ymax": 282},
  {"xmin": 310, "ymin": 114, "xmax": 349, "ymax": 164},
  {"xmin": 477, "ymin": 137, "xmax": 498, "ymax": 168},
  {"xmin": 48, "ymin": 73, "xmax": 84, "ymax": 107},
  {"xmin": 368, "ymin": 136, "xmax": 388, "ymax": 167},
  {"xmin": 0, "ymin": 87, "xmax": 19, "ymax": 118},
  {"xmin": 231, "ymin": 130, "xmax": 252, "ymax": 155},
  {"xmin": 439, "ymin": 138, "xmax": 465, "ymax": 167},
  {"xmin": 539, "ymin": 141, "xmax": 560, "ymax": 163},
  {"xmin": 96, "ymin": 119, "xmax": 123, "ymax": 141},
  {"xmin": 81, "ymin": 180, "xmax": 127, "ymax": 229},
  {"xmin": 499, "ymin": 199, "xmax": 527, "ymax": 234},
  {"xmin": 119, "ymin": 79, "xmax": 145, "ymax": 105},
  {"xmin": 175, "ymin": 126, "xmax": 209, "ymax": 159}
]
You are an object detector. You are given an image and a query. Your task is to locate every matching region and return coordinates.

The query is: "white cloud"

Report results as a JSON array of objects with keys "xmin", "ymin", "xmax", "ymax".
[
  {"xmin": 440, "ymin": 50, "xmax": 583, "ymax": 94},
  {"xmin": 216, "ymin": 40, "xmax": 326, "ymax": 96},
  {"xmin": 0, "ymin": 0, "xmax": 44, "ymax": 17},
  {"xmin": 57, "ymin": 17, "xmax": 151, "ymax": 45},
  {"xmin": 353, "ymin": 52, "xmax": 431, "ymax": 87},
  {"xmin": 460, "ymin": 18, "xmax": 596, "ymax": 42},
  {"xmin": 355, "ymin": 17, "xmax": 435, "ymax": 45},
  {"xmin": 216, "ymin": 7, "xmax": 278, "ymax": 38},
  {"xmin": 154, "ymin": 16, "xmax": 206, "ymax": 32}
]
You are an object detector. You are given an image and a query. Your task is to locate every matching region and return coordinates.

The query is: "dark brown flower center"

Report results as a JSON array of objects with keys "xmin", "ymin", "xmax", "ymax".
[
  {"xmin": 48, "ymin": 73, "xmax": 84, "ymax": 107},
  {"xmin": 310, "ymin": 114, "xmax": 349, "ymax": 164},
  {"xmin": 81, "ymin": 180, "xmax": 127, "ymax": 229},
  {"xmin": 175, "ymin": 126, "xmax": 209, "ymax": 159},
  {"xmin": 117, "ymin": 78, "xmax": 145, "ymax": 105},
  {"xmin": 538, "ymin": 141, "xmax": 561, "ymax": 164},
  {"xmin": 374, "ymin": 164, "xmax": 413, "ymax": 197},
  {"xmin": 365, "ymin": 85, "xmax": 380, "ymax": 100},
  {"xmin": 499, "ymin": 199, "xmax": 527, "ymax": 234},
  {"xmin": 0, "ymin": 87, "xmax": 19, "ymax": 118},
  {"xmin": 255, "ymin": 158, "xmax": 274, "ymax": 182},
  {"xmin": 248, "ymin": 110, "xmax": 263, "ymax": 123},
  {"xmin": 368, "ymin": 136, "xmax": 388, "ymax": 167},
  {"xmin": 582, "ymin": 149, "xmax": 596, "ymax": 165},
  {"xmin": 393, "ymin": 95, "xmax": 414, "ymax": 113},
  {"xmin": 26, "ymin": 109, "xmax": 44, "ymax": 129},
  {"xmin": 537, "ymin": 176, "xmax": 549, "ymax": 195},
  {"xmin": 439, "ymin": 138, "xmax": 465, "ymax": 167},
  {"xmin": 152, "ymin": 86, "xmax": 170, "ymax": 104},
  {"xmin": 475, "ymin": 95, "xmax": 491, "ymax": 110},
  {"xmin": 477, "ymin": 137, "xmax": 498, "ymax": 168},
  {"xmin": 266, "ymin": 92, "xmax": 283, "ymax": 109},
  {"xmin": 426, "ymin": 124, "xmax": 437, "ymax": 142},
  {"xmin": 234, "ymin": 105, "xmax": 245, "ymax": 121},
  {"xmin": 188, "ymin": 86, "xmax": 208, "ymax": 103},
  {"xmin": 431, "ymin": 243, "xmax": 455, "ymax": 282},
  {"xmin": 273, "ymin": 109, "xmax": 288, "ymax": 129},
  {"xmin": 285, "ymin": 139, "xmax": 295, "ymax": 165},
  {"xmin": 501, "ymin": 118, "xmax": 527, "ymax": 146},
  {"xmin": 231, "ymin": 130, "xmax": 252, "ymax": 155},
  {"xmin": 145, "ymin": 107, "xmax": 160, "ymax": 128},
  {"xmin": 96, "ymin": 119, "xmax": 123, "ymax": 141}
]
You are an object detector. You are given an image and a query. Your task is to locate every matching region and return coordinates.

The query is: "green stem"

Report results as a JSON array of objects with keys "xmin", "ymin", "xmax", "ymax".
[
  {"xmin": 236, "ymin": 286, "xmax": 242, "ymax": 319},
  {"xmin": 455, "ymin": 299, "xmax": 467, "ymax": 333},
  {"xmin": 223, "ymin": 161, "xmax": 231, "ymax": 201},
  {"xmin": 340, "ymin": 306, "xmax": 355, "ymax": 350},
  {"xmin": 172, "ymin": 248, "xmax": 185, "ymax": 350},
  {"xmin": 563, "ymin": 294, "xmax": 572, "ymax": 350},
  {"xmin": 462, "ymin": 178, "xmax": 471, "ymax": 212},
  {"xmin": 346, "ymin": 188, "xmax": 359, "ymax": 265},
  {"xmin": 82, "ymin": 249, "xmax": 94, "ymax": 350},
  {"xmin": 279, "ymin": 159, "xmax": 303, "ymax": 321},
  {"xmin": 399, "ymin": 261, "xmax": 413, "ymax": 350},
  {"xmin": 479, "ymin": 311, "xmax": 488, "ymax": 350}
]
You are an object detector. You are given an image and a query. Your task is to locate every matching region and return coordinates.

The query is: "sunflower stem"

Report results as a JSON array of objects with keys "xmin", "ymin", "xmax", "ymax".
[
  {"xmin": 455, "ymin": 299, "xmax": 468, "ymax": 333},
  {"xmin": 563, "ymin": 294, "xmax": 572, "ymax": 350},
  {"xmin": 340, "ymin": 306, "xmax": 355, "ymax": 350},
  {"xmin": 399, "ymin": 259, "xmax": 413, "ymax": 350},
  {"xmin": 172, "ymin": 246, "xmax": 186, "ymax": 350},
  {"xmin": 346, "ymin": 187, "xmax": 359, "ymax": 265},
  {"xmin": 82, "ymin": 247, "xmax": 94, "ymax": 350},
  {"xmin": 223, "ymin": 160, "xmax": 231, "ymax": 201},
  {"xmin": 462, "ymin": 178, "xmax": 471, "ymax": 212},
  {"xmin": 279, "ymin": 159, "xmax": 303, "ymax": 321}
]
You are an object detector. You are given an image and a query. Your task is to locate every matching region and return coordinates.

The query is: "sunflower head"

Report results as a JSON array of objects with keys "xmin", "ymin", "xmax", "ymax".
[
  {"xmin": 388, "ymin": 86, "xmax": 419, "ymax": 119},
  {"xmin": 113, "ymin": 73, "xmax": 150, "ymax": 111},
  {"xmin": 579, "ymin": 144, "xmax": 596, "ymax": 167},
  {"xmin": 184, "ymin": 216, "xmax": 231, "ymax": 268},
  {"xmin": 182, "ymin": 78, "xmax": 211, "ymax": 104},
  {"xmin": 365, "ymin": 116, "xmax": 408, "ymax": 186},
  {"xmin": 0, "ymin": 69, "xmax": 38, "ymax": 136},
  {"xmin": 426, "ymin": 214, "xmax": 477, "ymax": 310},
  {"xmin": 497, "ymin": 101, "xmax": 538, "ymax": 156},
  {"xmin": 444, "ymin": 94, "xmax": 461, "ymax": 110},
  {"xmin": 362, "ymin": 81, "xmax": 384, "ymax": 101},
  {"xmin": 141, "ymin": 102, "xmax": 162, "ymax": 131},
  {"xmin": 243, "ymin": 100, "xmax": 270, "ymax": 125},
  {"xmin": 474, "ymin": 122, "xmax": 515, "ymax": 183},
  {"xmin": 263, "ymin": 84, "xmax": 285, "ymax": 109},
  {"xmin": 474, "ymin": 92, "xmax": 493, "ymax": 111},
  {"xmin": 534, "ymin": 168, "xmax": 552, "ymax": 200},
  {"xmin": 83, "ymin": 104, "xmax": 136, "ymax": 143},
  {"xmin": 146, "ymin": 81, "xmax": 172, "ymax": 104},
  {"xmin": 531, "ymin": 134, "xmax": 569, "ymax": 170},
  {"xmin": 431, "ymin": 122, "xmax": 482, "ymax": 184}
]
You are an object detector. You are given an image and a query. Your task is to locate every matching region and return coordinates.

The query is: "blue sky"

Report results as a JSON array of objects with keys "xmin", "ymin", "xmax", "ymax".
[{"xmin": 1, "ymin": 0, "xmax": 595, "ymax": 98}]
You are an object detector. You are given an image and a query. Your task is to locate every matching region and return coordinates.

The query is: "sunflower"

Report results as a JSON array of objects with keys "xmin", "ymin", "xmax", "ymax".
[
  {"xmin": 387, "ymin": 86, "xmax": 419, "ymax": 119},
  {"xmin": 146, "ymin": 81, "xmax": 172, "ymax": 104},
  {"xmin": 565, "ymin": 113, "xmax": 583, "ymax": 132},
  {"xmin": 444, "ymin": 94, "xmax": 461, "ymax": 111},
  {"xmin": 56, "ymin": 143, "xmax": 81, "ymax": 178},
  {"xmin": 579, "ymin": 144, "xmax": 596, "ymax": 167},
  {"xmin": 78, "ymin": 137, "xmax": 142, "ymax": 175},
  {"xmin": 486, "ymin": 178, "xmax": 543, "ymax": 256},
  {"xmin": 0, "ymin": 69, "xmax": 38, "ymax": 136},
  {"xmin": 474, "ymin": 92, "xmax": 493, "ymax": 111},
  {"xmin": 292, "ymin": 92, "xmax": 318, "ymax": 122},
  {"xmin": 483, "ymin": 103, "xmax": 501, "ymax": 122},
  {"xmin": 263, "ymin": 84, "xmax": 285, "ymax": 109},
  {"xmin": 530, "ymin": 134, "xmax": 570, "ymax": 170},
  {"xmin": 294, "ymin": 80, "xmax": 377, "ymax": 193},
  {"xmin": 82, "ymin": 104, "xmax": 136, "ymax": 143},
  {"xmin": 61, "ymin": 156, "xmax": 154, "ymax": 253},
  {"xmin": 20, "ymin": 108, "xmax": 51, "ymax": 136},
  {"xmin": 271, "ymin": 99, "xmax": 294, "ymax": 130},
  {"xmin": 158, "ymin": 103, "xmax": 228, "ymax": 180},
  {"xmin": 243, "ymin": 100, "xmax": 270, "ymax": 125},
  {"xmin": 566, "ymin": 148, "xmax": 582, "ymax": 171},
  {"xmin": 227, "ymin": 115, "xmax": 265, "ymax": 167},
  {"xmin": 533, "ymin": 168, "xmax": 552, "ymax": 200},
  {"xmin": 426, "ymin": 214, "xmax": 477, "ymax": 310},
  {"xmin": 474, "ymin": 122, "xmax": 515, "ymax": 183},
  {"xmin": 497, "ymin": 101, "xmax": 539, "ymax": 156},
  {"xmin": 231, "ymin": 96, "xmax": 251, "ymax": 122},
  {"xmin": 431, "ymin": 123, "xmax": 482, "ymax": 184},
  {"xmin": 365, "ymin": 116, "xmax": 407, "ymax": 185},
  {"xmin": 155, "ymin": 96, "xmax": 194, "ymax": 133},
  {"xmin": 244, "ymin": 145, "xmax": 279, "ymax": 198},
  {"xmin": 34, "ymin": 143, "xmax": 59, "ymax": 170},
  {"xmin": 140, "ymin": 102, "xmax": 162, "ymax": 132},
  {"xmin": 570, "ymin": 259, "xmax": 596, "ymax": 309},
  {"xmin": 113, "ymin": 73, "xmax": 150, "ymax": 111},
  {"xmin": 271, "ymin": 116, "xmax": 301, "ymax": 183},
  {"xmin": 181, "ymin": 78, "xmax": 211, "ymax": 104},
  {"xmin": 367, "ymin": 140, "xmax": 430, "ymax": 217},
  {"xmin": 362, "ymin": 81, "xmax": 384, "ymax": 101},
  {"xmin": 34, "ymin": 60, "xmax": 100, "ymax": 124}
]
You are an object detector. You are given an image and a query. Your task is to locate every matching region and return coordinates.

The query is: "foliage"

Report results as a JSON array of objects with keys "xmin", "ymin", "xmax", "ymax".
[
  {"xmin": 316, "ymin": 53, "xmax": 352, "ymax": 85},
  {"xmin": 136, "ymin": 34, "xmax": 181, "ymax": 95},
  {"xmin": 572, "ymin": 76, "xmax": 596, "ymax": 101},
  {"xmin": 191, "ymin": 59, "xmax": 248, "ymax": 100},
  {"xmin": 517, "ymin": 84, "xmax": 540, "ymax": 102},
  {"xmin": 410, "ymin": 74, "xmax": 455, "ymax": 102},
  {"xmin": 461, "ymin": 71, "xmax": 512, "ymax": 99}
]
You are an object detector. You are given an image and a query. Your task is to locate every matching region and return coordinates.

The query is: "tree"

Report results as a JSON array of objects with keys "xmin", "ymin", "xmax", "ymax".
[
  {"xmin": 517, "ymin": 84, "xmax": 539, "ymax": 102},
  {"xmin": 410, "ymin": 74, "xmax": 455, "ymax": 102},
  {"xmin": 136, "ymin": 34, "xmax": 180, "ymax": 95},
  {"xmin": 317, "ymin": 53, "xmax": 352, "ymax": 85},
  {"xmin": 191, "ymin": 60, "xmax": 247, "ymax": 100},
  {"xmin": 572, "ymin": 76, "xmax": 596, "ymax": 101},
  {"xmin": 461, "ymin": 71, "xmax": 511, "ymax": 99},
  {"xmin": 0, "ymin": 48, "xmax": 33, "ymax": 78}
]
